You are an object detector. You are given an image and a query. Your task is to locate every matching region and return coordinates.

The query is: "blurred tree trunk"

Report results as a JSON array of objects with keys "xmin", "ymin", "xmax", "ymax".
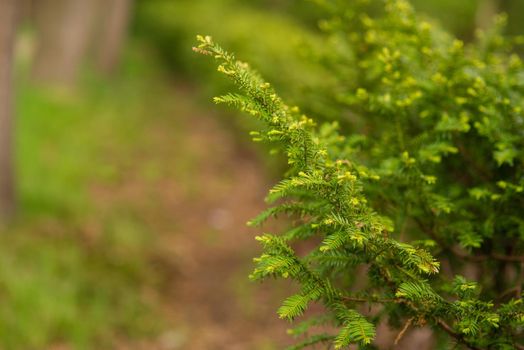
[
  {"xmin": 0, "ymin": 0, "xmax": 17, "ymax": 222},
  {"xmin": 94, "ymin": 0, "xmax": 133, "ymax": 75},
  {"xmin": 19, "ymin": 0, "xmax": 34, "ymax": 23},
  {"xmin": 475, "ymin": 0, "xmax": 511, "ymax": 30},
  {"xmin": 476, "ymin": 0, "xmax": 500, "ymax": 31},
  {"xmin": 32, "ymin": 0, "xmax": 96, "ymax": 86}
]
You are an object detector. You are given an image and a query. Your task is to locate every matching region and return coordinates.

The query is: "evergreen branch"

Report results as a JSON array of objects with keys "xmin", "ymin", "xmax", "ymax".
[
  {"xmin": 194, "ymin": 0, "xmax": 524, "ymax": 345},
  {"xmin": 194, "ymin": 34, "xmax": 487, "ymax": 348},
  {"xmin": 437, "ymin": 320, "xmax": 483, "ymax": 350}
]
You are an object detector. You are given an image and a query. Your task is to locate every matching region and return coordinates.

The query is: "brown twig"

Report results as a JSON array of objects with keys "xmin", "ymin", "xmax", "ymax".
[
  {"xmin": 455, "ymin": 140, "xmax": 492, "ymax": 183},
  {"xmin": 516, "ymin": 262, "xmax": 524, "ymax": 297},
  {"xmin": 497, "ymin": 286, "xmax": 520, "ymax": 301},
  {"xmin": 437, "ymin": 320, "xmax": 483, "ymax": 350},
  {"xmin": 491, "ymin": 253, "xmax": 524, "ymax": 263},
  {"xmin": 340, "ymin": 295, "xmax": 396, "ymax": 304},
  {"xmin": 375, "ymin": 266, "xmax": 485, "ymax": 350},
  {"xmin": 394, "ymin": 317, "xmax": 413, "ymax": 345},
  {"xmin": 453, "ymin": 249, "xmax": 524, "ymax": 263}
]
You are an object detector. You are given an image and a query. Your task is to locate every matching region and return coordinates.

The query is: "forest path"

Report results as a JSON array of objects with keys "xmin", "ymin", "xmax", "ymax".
[{"xmin": 88, "ymin": 84, "xmax": 291, "ymax": 349}]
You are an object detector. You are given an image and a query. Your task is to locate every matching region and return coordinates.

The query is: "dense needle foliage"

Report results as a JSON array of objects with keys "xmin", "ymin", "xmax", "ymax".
[{"xmin": 195, "ymin": 0, "xmax": 524, "ymax": 348}]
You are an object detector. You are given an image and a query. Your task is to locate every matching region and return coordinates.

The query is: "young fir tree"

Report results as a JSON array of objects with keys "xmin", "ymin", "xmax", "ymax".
[{"xmin": 195, "ymin": 0, "xmax": 524, "ymax": 348}]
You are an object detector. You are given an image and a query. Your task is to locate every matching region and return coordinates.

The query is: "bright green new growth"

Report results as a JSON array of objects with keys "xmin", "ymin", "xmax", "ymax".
[{"xmin": 194, "ymin": 0, "xmax": 524, "ymax": 348}]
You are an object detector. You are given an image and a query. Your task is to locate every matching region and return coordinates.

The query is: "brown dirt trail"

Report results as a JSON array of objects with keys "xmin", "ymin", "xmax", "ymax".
[{"xmin": 89, "ymin": 85, "xmax": 292, "ymax": 349}]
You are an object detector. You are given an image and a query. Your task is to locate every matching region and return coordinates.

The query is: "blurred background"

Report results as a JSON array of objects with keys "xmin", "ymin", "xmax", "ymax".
[{"xmin": 0, "ymin": 0, "xmax": 522, "ymax": 349}]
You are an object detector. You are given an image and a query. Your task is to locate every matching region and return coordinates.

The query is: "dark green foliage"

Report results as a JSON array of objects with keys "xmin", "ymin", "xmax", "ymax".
[
  {"xmin": 195, "ymin": 0, "xmax": 524, "ymax": 348},
  {"xmin": 136, "ymin": 0, "xmax": 331, "ymax": 109}
]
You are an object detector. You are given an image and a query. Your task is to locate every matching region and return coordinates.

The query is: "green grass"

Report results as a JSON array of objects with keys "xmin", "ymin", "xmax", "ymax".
[
  {"xmin": 0, "ymin": 43, "xmax": 172, "ymax": 349},
  {"xmin": 15, "ymin": 44, "xmax": 163, "ymax": 218},
  {"xmin": 0, "ymin": 232, "xmax": 157, "ymax": 349}
]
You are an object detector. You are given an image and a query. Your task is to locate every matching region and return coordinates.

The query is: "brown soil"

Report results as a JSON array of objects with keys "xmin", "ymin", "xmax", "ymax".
[{"xmin": 89, "ymin": 85, "xmax": 293, "ymax": 349}]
